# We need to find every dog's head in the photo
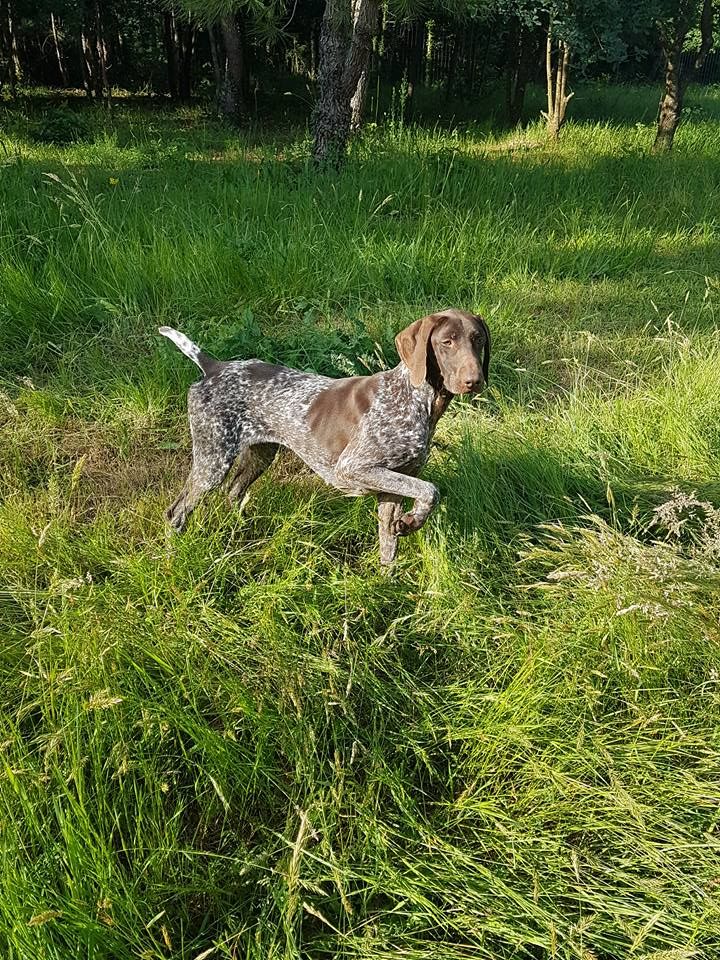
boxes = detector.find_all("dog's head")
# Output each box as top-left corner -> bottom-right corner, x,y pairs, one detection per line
395,309 -> 490,395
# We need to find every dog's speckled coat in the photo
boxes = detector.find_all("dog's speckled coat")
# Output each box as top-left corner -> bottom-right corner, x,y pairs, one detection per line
161,309 -> 490,564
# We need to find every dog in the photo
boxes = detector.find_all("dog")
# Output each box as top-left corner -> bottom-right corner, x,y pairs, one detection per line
160,309 -> 490,564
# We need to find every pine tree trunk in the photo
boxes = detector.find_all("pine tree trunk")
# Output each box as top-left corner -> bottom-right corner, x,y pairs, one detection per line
80,30 -> 94,97
208,24 -> 222,111
313,0 -> 379,165
5,0 -> 20,93
163,11 -> 179,100
94,0 -> 110,102
50,12 -> 67,86
220,15 -> 245,120
506,19 -> 532,126
313,0 -> 350,165
350,67 -> 368,132
178,22 -> 194,102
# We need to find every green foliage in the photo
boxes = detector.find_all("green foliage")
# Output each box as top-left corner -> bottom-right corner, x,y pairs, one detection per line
33,105 -> 92,144
164,0 -> 287,34
1,86 -> 720,959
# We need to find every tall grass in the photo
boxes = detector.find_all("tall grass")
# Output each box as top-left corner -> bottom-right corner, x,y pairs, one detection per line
1,84 -> 720,959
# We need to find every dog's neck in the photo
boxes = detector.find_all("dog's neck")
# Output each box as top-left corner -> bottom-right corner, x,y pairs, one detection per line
425,351 -> 454,424
429,385 -> 452,431
397,362 -> 454,418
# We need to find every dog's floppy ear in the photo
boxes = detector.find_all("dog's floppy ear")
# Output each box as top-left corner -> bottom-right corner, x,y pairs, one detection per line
475,315 -> 491,386
395,314 -> 442,388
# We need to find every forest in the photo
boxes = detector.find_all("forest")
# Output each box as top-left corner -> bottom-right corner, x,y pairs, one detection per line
1,0 -> 717,153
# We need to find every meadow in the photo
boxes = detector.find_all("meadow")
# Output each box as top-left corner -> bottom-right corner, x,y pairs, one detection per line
1,82 -> 720,959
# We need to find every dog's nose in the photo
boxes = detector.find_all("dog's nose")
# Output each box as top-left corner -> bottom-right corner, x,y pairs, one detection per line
464,376 -> 482,391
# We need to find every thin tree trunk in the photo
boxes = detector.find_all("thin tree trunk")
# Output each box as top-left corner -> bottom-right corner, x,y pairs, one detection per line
50,12 -> 67,86
80,29 -> 93,97
350,68 -> 368,131
208,23 -> 222,111
313,0 -> 379,165
96,34 -> 109,101
544,24 -> 552,122
220,14 -> 245,120
542,22 -> 573,140
178,22 -> 194,102
163,11 -> 179,99
653,0 -> 713,152
445,35 -> 457,102
345,0 -> 378,103
5,0 -> 20,93
425,19 -> 433,86
90,0 -> 109,102
506,20 -> 532,125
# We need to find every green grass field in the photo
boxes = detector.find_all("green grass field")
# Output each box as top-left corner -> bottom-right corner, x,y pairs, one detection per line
1,83 -> 720,959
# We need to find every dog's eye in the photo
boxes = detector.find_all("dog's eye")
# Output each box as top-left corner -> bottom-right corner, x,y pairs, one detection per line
441,339 -> 454,346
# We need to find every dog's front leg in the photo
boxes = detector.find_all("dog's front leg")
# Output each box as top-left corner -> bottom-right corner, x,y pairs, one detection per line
337,462 -> 439,563
377,493 -> 404,566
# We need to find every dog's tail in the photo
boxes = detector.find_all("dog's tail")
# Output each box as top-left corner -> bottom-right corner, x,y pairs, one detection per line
159,327 -> 218,376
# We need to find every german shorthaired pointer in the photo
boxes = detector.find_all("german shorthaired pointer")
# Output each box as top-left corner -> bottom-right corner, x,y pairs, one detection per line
160,309 -> 490,565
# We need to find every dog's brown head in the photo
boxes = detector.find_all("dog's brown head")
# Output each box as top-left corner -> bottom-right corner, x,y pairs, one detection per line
395,309 -> 490,395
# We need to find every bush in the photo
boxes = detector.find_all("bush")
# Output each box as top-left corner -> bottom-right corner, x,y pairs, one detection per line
34,106 -> 92,145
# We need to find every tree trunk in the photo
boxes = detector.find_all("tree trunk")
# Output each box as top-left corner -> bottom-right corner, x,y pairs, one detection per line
4,0 -> 20,93
163,11 -> 179,99
313,0 -> 350,165
506,19 -> 532,126
311,19 -> 320,80
220,14 -> 245,120
50,12 -> 67,86
542,24 -> 573,140
208,23 -> 222,111
653,0 -> 713,153
313,0 -> 379,165
350,67 -> 368,132
653,36 -> 684,151
94,0 -> 110,102
445,35 -> 457,102
80,29 -> 94,97
178,22 -> 194,102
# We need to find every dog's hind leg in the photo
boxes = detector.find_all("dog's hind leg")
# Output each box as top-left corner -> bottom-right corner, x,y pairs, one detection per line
226,443 -> 279,511
166,391 -> 243,532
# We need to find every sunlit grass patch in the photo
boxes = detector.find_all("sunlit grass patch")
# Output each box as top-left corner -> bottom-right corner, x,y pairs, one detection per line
1,87 -> 720,958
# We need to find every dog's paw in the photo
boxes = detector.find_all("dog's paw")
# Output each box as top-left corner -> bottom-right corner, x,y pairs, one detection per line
392,511 -> 422,536
165,507 -> 186,533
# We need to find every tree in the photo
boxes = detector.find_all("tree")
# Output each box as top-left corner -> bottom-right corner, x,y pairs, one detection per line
163,10 -> 196,102
496,0 -> 631,138
312,0 -> 380,165
653,0 -> 714,151
165,0 -> 285,120
505,12 -> 539,126
543,13 -> 573,137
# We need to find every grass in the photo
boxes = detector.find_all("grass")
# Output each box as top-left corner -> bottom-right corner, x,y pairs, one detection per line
1,81 -> 720,959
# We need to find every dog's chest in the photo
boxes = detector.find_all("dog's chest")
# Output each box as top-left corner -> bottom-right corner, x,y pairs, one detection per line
361,383 -> 434,470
